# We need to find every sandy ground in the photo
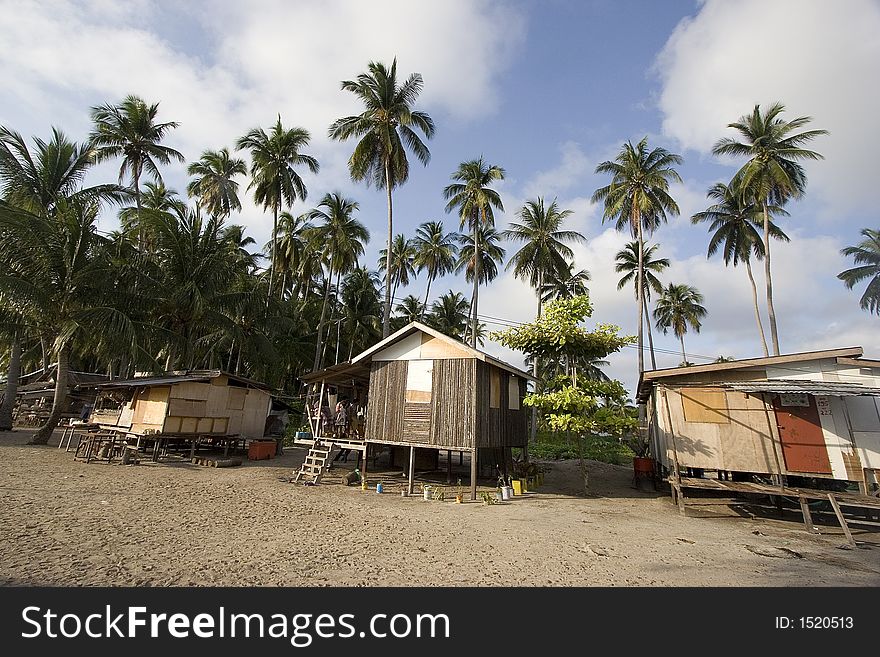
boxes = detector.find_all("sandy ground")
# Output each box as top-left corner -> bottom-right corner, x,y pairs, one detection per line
0,429 -> 878,587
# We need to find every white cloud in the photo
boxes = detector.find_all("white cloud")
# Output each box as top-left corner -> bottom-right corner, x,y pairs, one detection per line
655,0 -> 880,215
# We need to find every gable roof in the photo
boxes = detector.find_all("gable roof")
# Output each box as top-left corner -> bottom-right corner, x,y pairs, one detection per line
348,321 -> 537,381
97,370 -> 270,390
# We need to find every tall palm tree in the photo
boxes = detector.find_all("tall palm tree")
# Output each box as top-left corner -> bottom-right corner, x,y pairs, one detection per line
89,95 -> 184,249
427,291 -> 470,341
187,147 -> 247,219
329,58 -> 435,337
614,241 -> 669,370
443,158 -> 505,347
305,193 -> 368,371
541,260 -> 591,303
236,116 -> 319,299
838,228 -> 880,315
394,295 -> 426,325
712,103 -> 827,355
274,211 -> 312,301
503,196 -> 585,445
692,181 -> 789,356
653,283 -> 707,365
412,220 -> 458,311
341,267 -> 382,360
592,137 -> 682,374
378,234 -> 416,303
455,225 -> 505,344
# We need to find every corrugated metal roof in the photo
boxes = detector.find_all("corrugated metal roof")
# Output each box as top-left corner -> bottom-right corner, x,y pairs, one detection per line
723,379 -> 880,396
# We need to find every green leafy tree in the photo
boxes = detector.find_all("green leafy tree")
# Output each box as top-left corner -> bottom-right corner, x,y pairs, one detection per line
427,291 -> 470,342
378,233 -> 416,303
412,220 -> 458,312
712,103 -> 827,355
187,147 -> 247,219
443,157 -> 505,347
329,59 -> 435,337
614,241 -> 669,370
394,294 -> 427,325
491,296 -> 636,491
340,267 -> 382,361
838,228 -> 880,315
592,137 -> 682,375
236,116 -> 319,299
653,283 -> 707,365
692,181 -> 788,356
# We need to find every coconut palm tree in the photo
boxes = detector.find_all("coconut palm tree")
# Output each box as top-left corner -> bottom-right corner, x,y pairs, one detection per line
540,260 -> 591,304
692,181 -> 789,356
394,295 -> 426,325
712,103 -> 827,355
89,95 -> 184,248
427,291 -> 470,341
614,241 -> 669,370
341,267 -> 382,359
412,220 -> 458,312
329,59 -> 435,337
455,225 -> 505,345
274,211 -> 312,301
187,148 -> 247,219
305,193 -> 368,371
838,228 -> 880,315
653,283 -> 707,365
503,197 -> 585,318
592,138 -> 682,374
443,158 -> 505,347
236,116 -> 319,300
0,198 -> 137,444
378,234 -> 416,304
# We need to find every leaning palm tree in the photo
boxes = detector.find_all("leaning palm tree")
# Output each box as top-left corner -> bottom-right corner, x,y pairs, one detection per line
712,103 -> 827,355
89,95 -> 184,248
443,158 -> 505,347
592,137 -> 682,374
692,181 -> 789,356
236,116 -> 319,300
614,241 -> 669,370
540,260 -> 591,304
187,147 -> 247,219
838,228 -> 880,315
378,234 -> 417,304
653,283 -> 707,365
329,58 -> 435,337
412,220 -> 458,311
305,193 -> 368,371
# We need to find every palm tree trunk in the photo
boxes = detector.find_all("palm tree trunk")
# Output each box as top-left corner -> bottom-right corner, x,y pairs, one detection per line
635,210 -> 645,374
133,167 -> 143,253
281,271 -> 288,301
745,257 -> 769,357
334,269 -> 342,365
0,333 -> 22,431
762,203 -> 780,355
530,275 -> 542,445
644,295 -> 657,370
227,339 -> 235,372
383,159 -> 394,338
422,275 -> 434,317
679,334 -> 687,365
40,335 -> 49,375
313,269 -> 333,371
268,203 -> 278,301
471,211 -> 480,349
29,342 -> 69,445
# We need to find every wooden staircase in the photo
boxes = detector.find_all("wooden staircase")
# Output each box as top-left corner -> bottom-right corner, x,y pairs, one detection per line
293,439 -> 335,484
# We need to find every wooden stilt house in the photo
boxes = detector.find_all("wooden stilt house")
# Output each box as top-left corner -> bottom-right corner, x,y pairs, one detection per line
299,322 -> 536,498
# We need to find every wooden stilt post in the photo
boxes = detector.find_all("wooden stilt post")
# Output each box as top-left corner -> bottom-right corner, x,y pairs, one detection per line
407,445 -> 416,495
459,451 -> 463,466
447,449 -> 452,484
470,448 -> 478,500
190,437 -> 197,460
827,493 -> 856,547
361,442 -> 369,486
799,496 -> 816,534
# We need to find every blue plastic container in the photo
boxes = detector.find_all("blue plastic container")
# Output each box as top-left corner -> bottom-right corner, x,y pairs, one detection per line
376,483 -> 384,493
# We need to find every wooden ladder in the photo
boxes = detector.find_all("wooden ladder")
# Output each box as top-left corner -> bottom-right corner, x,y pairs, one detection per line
293,439 -> 335,484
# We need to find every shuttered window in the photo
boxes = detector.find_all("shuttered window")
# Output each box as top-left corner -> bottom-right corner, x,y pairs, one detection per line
680,387 -> 729,424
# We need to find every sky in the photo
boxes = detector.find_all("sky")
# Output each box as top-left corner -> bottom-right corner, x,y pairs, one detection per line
1,0 -> 878,397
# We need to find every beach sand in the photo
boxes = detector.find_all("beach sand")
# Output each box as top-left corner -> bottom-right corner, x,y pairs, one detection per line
1,429 -> 877,586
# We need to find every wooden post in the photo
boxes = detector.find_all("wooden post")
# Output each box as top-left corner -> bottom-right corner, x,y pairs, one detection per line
799,496 -> 815,534
190,436 -> 197,459
446,449 -> 452,484
361,442 -> 369,485
470,448 -> 478,500
760,393 -> 786,491
827,493 -> 856,547
407,445 -> 415,495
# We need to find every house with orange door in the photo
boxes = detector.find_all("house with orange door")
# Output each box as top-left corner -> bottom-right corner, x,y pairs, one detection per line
637,347 -> 880,497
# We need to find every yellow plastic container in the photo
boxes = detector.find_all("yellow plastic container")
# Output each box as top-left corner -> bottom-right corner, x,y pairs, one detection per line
511,479 -> 523,496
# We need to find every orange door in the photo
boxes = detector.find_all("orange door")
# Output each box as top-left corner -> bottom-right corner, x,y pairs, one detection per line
772,395 -> 832,474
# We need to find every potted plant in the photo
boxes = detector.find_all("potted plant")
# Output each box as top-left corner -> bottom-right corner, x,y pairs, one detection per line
623,430 -> 654,488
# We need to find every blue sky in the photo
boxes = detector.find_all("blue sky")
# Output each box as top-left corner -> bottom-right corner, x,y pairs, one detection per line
1,0 -> 877,396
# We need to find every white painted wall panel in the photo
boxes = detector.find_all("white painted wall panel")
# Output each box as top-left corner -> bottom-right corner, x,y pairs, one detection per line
372,332 -> 422,361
